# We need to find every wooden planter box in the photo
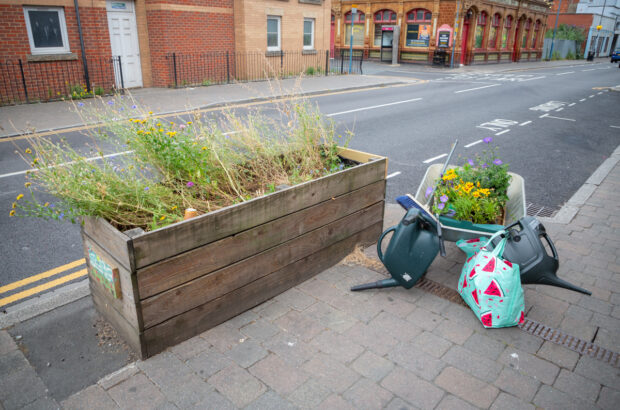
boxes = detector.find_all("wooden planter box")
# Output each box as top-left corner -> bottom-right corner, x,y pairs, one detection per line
82,148 -> 387,359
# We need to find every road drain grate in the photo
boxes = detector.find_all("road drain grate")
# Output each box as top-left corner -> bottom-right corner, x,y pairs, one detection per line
526,202 -> 559,218
365,266 -> 620,368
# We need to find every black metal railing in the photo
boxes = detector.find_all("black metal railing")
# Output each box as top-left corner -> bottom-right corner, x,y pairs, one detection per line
166,50 -> 360,88
0,56 -> 123,106
331,48 -> 364,74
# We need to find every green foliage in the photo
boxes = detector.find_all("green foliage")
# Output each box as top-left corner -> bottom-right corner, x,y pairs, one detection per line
201,79 -> 212,86
566,51 -> 576,60
545,24 -> 587,43
305,66 -> 316,75
68,84 -> 94,100
94,86 -> 105,96
12,96 -> 353,231
552,51 -> 561,60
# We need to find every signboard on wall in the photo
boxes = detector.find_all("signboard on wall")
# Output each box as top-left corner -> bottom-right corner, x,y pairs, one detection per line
435,24 -> 453,48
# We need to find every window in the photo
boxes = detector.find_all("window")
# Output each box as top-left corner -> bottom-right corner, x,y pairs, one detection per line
303,18 -> 314,49
501,16 -> 512,48
474,12 -> 487,49
405,9 -> 431,47
532,20 -> 540,48
267,16 -> 281,51
373,10 -> 397,46
345,11 -> 365,47
488,14 -> 500,49
23,6 -> 70,55
522,19 -> 531,49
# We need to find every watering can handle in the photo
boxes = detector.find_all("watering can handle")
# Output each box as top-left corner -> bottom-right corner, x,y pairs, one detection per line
542,233 -> 559,261
377,226 -> 397,263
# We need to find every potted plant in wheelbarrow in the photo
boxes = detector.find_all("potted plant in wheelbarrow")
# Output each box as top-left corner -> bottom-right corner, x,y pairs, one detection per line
11,98 -> 387,359
415,137 -> 526,241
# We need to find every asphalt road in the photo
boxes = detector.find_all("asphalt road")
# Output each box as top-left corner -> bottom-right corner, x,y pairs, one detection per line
1,61 -> 619,306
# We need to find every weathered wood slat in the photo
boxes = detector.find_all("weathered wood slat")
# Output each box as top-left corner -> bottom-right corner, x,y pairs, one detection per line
131,154 -> 387,269
140,202 -> 383,328
137,180 -> 385,299
143,222 -> 382,356
90,281 -> 146,358
82,233 -> 143,329
81,217 -> 133,271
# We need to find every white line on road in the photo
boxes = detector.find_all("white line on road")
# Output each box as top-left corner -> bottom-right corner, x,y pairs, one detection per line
519,76 -> 546,82
423,153 -> 447,164
597,92 -> 603,95
326,98 -> 422,117
386,171 -> 401,179
556,108 -> 564,112
611,125 -> 620,129
519,121 -> 532,126
579,98 -> 586,102
464,139 -> 482,148
568,103 -> 576,107
582,69 -> 597,72
539,114 -> 548,118
556,71 -> 574,75
589,95 -> 595,98
454,84 -> 501,93
544,115 -> 576,122
495,129 -> 510,136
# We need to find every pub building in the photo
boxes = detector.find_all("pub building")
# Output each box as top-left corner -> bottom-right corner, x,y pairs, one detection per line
330,1 -> 551,65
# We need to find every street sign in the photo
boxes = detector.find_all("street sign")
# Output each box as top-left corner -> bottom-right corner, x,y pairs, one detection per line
438,31 -> 450,47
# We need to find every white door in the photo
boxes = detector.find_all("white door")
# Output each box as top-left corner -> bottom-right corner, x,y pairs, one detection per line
106,0 -> 142,88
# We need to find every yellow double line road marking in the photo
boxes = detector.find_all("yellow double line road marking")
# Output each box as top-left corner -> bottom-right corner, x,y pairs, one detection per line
0,259 -> 87,307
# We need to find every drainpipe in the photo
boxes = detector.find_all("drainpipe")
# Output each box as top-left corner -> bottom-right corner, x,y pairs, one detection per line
74,0 -> 91,92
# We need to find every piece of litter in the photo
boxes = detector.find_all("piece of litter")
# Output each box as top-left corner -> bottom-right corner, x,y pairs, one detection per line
510,353 -> 519,359
287,342 -> 296,347
239,338 -> 245,343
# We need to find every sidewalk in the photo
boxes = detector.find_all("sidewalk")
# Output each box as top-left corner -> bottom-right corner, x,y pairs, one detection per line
1,57 -> 614,138
2,147 -> 618,409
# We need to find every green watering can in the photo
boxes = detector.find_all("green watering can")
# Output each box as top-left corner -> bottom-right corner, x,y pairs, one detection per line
351,207 -> 440,291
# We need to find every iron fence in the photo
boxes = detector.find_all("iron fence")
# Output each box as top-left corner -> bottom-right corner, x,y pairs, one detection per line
331,48 -> 364,74
0,56 -> 123,106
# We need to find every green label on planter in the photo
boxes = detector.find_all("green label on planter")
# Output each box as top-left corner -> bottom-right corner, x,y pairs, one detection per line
88,246 -> 122,299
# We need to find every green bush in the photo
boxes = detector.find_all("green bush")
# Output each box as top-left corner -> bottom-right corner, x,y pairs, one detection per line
305,66 -> 316,75
566,51 -> 575,60
552,51 -> 561,60
545,24 -> 587,43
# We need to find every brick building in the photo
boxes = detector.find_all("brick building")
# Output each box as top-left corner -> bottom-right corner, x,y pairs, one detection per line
331,0 -> 550,65
0,0 -> 234,104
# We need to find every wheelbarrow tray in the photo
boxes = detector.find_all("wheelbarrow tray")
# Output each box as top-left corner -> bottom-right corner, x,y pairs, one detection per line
414,163 -> 526,242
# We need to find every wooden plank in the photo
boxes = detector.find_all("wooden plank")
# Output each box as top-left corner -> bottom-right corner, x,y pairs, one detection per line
143,222 -> 382,357
82,233 -> 142,330
137,181 -> 385,299
81,217 -> 133,271
90,281 -> 146,359
338,147 -> 385,164
140,202 -> 383,329
132,155 -> 386,269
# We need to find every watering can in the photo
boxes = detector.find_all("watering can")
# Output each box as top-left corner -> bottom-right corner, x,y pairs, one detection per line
493,216 -> 591,295
350,207 -> 440,291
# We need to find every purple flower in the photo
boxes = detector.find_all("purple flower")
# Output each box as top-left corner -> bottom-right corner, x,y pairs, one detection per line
425,186 -> 433,198
493,159 -> 503,165
440,195 -> 449,203
49,203 -> 55,208
132,104 -> 137,109
77,102 -> 85,107
482,163 -> 488,168
144,186 -> 149,191
483,137 -> 493,144
437,203 -> 445,210
58,212 -> 64,220
186,181 -> 195,187
119,107 -> 124,111
107,100 -> 114,106
179,124 -> 186,130
467,159 -> 475,166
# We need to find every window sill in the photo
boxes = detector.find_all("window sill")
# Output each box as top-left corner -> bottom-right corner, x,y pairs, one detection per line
27,53 -> 77,62
266,50 -> 283,57
302,49 -> 317,55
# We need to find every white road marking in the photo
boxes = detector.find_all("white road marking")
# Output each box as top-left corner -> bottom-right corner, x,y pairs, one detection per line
589,95 -> 595,98
386,171 -> 401,179
556,108 -> 564,112
539,114 -> 548,118
579,98 -> 586,102
556,71 -> 574,75
519,76 -> 546,82
544,115 -> 576,122
610,125 -> 620,129
530,101 -> 567,112
582,69 -> 597,72
464,140 -> 482,148
423,153 -> 448,164
519,121 -> 532,126
326,98 -> 422,117
597,92 -> 603,95
495,129 -> 510,136
454,84 -> 501,93
568,103 -> 576,107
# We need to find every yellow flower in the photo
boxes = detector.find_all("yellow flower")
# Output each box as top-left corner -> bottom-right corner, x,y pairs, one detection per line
472,191 -> 481,198
33,158 -> 39,164
477,181 -> 481,187
25,148 -> 32,154
137,130 -> 143,135
44,202 -> 49,207
9,210 -> 15,216
167,131 -> 177,137
201,146 -> 207,151
12,202 -> 17,209
442,173 -> 457,181
187,121 -> 192,125
145,131 -> 151,135
160,215 -> 166,221
16,194 -> 24,201
478,188 -> 491,196
156,123 -> 162,127
159,128 -> 164,133
25,182 -> 31,188
170,206 -> 177,211
148,111 -> 153,115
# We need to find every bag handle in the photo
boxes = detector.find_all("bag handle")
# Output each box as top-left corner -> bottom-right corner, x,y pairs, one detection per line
482,230 -> 508,257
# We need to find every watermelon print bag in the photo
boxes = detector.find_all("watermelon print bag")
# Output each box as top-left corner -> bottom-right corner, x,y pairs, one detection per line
456,231 -> 525,329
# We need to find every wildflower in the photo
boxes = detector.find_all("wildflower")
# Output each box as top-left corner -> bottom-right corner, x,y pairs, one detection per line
25,182 -> 31,188
9,210 -> 15,216
160,215 -> 166,221
186,181 -> 195,187
167,131 -> 177,137
148,111 -> 153,115
170,206 -> 177,211
145,131 -> 151,135
493,159 -> 503,165
77,102 -> 85,107
49,203 -> 55,208
132,105 -> 137,109
137,130 -> 144,135
483,137 -> 493,144
44,202 -> 49,207
16,194 -> 24,201
107,100 -> 114,106
58,213 -> 64,220
425,186 -> 433,198
25,148 -> 32,154
12,202 -> 17,209
33,158 -> 39,164
159,128 -> 164,133
144,186 -> 150,191
437,203 -> 445,210
473,191 -> 481,198
440,195 -> 449,203
179,124 -> 186,130
156,123 -> 162,127
187,121 -> 192,125
467,158 -> 474,166
119,107 -> 124,111
201,146 -> 208,151
482,163 -> 488,168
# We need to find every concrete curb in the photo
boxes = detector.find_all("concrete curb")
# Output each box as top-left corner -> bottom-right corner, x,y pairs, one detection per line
540,144 -> 620,225
0,81 -> 406,139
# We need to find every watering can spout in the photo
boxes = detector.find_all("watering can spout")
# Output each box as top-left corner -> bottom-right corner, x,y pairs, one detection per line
532,272 -> 592,295
351,278 -> 400,291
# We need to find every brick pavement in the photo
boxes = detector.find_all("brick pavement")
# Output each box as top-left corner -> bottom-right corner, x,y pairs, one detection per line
2,149 -> 620,408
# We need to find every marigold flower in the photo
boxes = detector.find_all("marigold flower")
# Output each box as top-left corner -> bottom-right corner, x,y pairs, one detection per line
160,215 -> 166,220
12,202 -> 17,209
201,146 -> 208,151
148,111 -> 153,115
9,210 -> 15,216
187,121 -> 192,125
473,191 -> 481,198
33,158 -> 39,164
159,128 -> 164,133
157,123 -> 162,127
25,182 -> 31,188
171,206 -> 177,211
25,148 -> 32,154
16,194 -> 23,200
